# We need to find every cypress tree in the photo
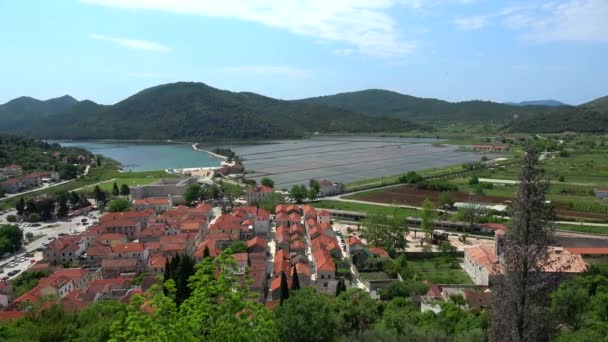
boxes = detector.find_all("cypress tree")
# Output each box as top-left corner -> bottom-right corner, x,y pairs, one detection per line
203,245 -> 210,259
336,279 -> 346,296
163,257 -> 171,282
291,265 -> 300,291
279,271 -> 289,305
112,182 -> 119,196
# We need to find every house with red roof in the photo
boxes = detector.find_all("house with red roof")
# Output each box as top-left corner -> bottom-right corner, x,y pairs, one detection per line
132,197 -> 172,213
100,220 -> 142,240
101,258 -> 139,278
479,223 -> 508,234
303,205 -> 316,220
85,245 -> 112,266
1,164 -> 22,177
110,242 -> 149,263
275,225 -> 290,251
208,214 -> 243,240
148,254 -> 166,275
44,234 -> 86,265
247,236 -> 267,254
245,185 -> 274,205
232,206 -> 271,236
96,233 -> 128,247
317,210 -> 331,224
370,247 -> 390,259
347,236 -> 365,255
100,209 -> 155,230
195,238 -> 221,261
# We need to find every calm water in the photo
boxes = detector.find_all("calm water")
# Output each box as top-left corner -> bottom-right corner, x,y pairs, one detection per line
58,137 -> 489,184
57,141 -> 222,171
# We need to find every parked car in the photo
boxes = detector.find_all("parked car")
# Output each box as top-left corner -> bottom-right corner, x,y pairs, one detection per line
8,270 -> 19,276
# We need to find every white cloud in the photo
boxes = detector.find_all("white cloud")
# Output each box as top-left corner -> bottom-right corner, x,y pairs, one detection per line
89,33 -> 170,52
224,65 -> 311,78
454,16 -> 487,30
505,0 -> 608,43
81,0 -> 415,57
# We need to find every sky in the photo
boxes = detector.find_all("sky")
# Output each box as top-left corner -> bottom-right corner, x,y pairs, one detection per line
1,0 -> 607,105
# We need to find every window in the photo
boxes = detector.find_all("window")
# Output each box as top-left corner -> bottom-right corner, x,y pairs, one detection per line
321,275 -> 324,279
324,282 -> 328,287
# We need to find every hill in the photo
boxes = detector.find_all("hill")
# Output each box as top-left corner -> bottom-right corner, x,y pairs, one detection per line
0,95 -> 79,131
506,100 -> 569,107
507,95 -> 608,133
297,89 -> 549,123
3,83 -> 422,140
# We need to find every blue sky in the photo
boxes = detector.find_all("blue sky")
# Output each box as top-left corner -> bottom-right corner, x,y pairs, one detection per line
1,0 -> 607,105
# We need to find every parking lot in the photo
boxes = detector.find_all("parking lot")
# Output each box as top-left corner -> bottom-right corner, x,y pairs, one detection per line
0,209 -> 102,280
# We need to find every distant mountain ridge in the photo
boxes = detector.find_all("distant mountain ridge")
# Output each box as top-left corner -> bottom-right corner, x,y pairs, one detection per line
0,82 -> 422,140
297,89 -> 549,123
506,100 -> 569,107
1,84 -> 606,136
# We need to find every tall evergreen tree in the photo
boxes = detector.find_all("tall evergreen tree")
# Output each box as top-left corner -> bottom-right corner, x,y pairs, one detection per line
15,198 -> 25,216
203,245 -> 210,259
336,279 -> 347,296
163,257 -> 171,282
280,271 -> 289,305
57,196 -> 69,218
491,152 -> 556,342
120,184 -> 130,196
112,182 -> 119,197
291,265 -> 300,291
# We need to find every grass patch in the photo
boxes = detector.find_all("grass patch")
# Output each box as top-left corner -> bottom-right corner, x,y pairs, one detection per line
557,223 -> 608,235
407,256 -> 472,284
0,157 -> 177,210
313,200 -> 419,220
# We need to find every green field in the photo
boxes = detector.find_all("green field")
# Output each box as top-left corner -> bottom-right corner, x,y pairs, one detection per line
557,223 -> 608,235
0,157 -> 177,210
313,200 -> 420,220
407,256 -> 473,284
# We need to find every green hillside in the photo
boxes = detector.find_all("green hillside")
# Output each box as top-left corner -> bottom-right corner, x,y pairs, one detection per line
297,89 -> 551,123
507,96 -> 608,133
2,83 -> 422,140
0,95 -> 79,130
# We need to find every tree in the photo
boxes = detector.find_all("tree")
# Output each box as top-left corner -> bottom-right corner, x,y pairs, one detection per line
93,185 -> 106,204
380,280 -> 429,300
491,151 -> 557,342
309,179 -> 320,193
111,182 -> 119,197
96,155 -> 102,167
203,245 -> 210,259
275,287 -> 336,342
16,197 -> 25,216
107,199 -> 131,212
120,184 -> 130,196
0,224 -> 23,254
280,271 -> 289,305
289,185 -> 307,204
334,288 -> 379,337
308,187 -> 319,201
550,283 -> 590,331
183,184 -> 201,206
291,265 -> 300,291
439,192 -> 455,208
420,199 -> 436,243
110,254 -> 279,341
56,195 -> 69,218
261,178 -> 274,188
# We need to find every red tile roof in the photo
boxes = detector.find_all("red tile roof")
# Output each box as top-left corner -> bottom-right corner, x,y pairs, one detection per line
370,247 -> 389,258
565,247 -> 608,255
247,236 -> 267,249
112,242 -> 145,253
347,236 -> 364,247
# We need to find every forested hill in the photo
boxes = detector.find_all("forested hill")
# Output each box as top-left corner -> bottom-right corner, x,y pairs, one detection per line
1,83 -> 422,140
507,95 -> 608,133
0,95 -> 79,131
296,89 -> 558,123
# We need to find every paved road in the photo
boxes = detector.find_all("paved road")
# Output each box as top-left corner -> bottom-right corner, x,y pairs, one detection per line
0,180 -> 75,202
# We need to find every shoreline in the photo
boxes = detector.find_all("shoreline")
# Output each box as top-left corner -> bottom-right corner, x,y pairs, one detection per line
192,143 -> 229,161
